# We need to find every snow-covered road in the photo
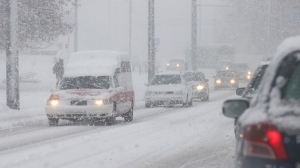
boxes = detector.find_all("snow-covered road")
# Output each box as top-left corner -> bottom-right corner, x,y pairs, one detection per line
0,89 -> 236,168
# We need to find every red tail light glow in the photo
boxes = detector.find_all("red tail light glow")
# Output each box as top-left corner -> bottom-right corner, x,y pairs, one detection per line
244,123 -> 288,160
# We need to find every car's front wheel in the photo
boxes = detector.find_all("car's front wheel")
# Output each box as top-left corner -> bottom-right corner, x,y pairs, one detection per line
106,103 -> 117,125
124,101 -> 133,122
48,118 -> 59,126
145,101 -> 152,108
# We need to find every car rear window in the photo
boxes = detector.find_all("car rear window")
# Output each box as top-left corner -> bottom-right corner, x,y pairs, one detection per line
151,75 -> 182,85
285,64 -> 300,101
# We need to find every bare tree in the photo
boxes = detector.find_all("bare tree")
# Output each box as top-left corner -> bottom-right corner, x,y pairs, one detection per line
0,0 -> 74,50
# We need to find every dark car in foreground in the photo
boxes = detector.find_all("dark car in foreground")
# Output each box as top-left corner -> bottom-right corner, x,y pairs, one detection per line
223,37 -> 300,168
214,70 -> 239,90
183,71 -> 209,101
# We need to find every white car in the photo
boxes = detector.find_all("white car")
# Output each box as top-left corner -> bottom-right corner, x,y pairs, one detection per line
45,51 -> 134,126
145,71 -> 193,108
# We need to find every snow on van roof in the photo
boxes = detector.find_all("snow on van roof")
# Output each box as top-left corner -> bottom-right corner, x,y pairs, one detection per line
64,50 -> 128,77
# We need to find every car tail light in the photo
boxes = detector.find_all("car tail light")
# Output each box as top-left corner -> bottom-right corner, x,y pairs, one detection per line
243,122 -> 288,160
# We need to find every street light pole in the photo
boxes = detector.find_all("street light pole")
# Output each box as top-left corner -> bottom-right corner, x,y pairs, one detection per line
74,0 -> 78,52
6,0 -> 19,110
129,0 -> 132,59
148,0 -> 155,83
191,0 -> 197,71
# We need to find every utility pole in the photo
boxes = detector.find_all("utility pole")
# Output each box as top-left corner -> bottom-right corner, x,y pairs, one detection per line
191,0 -> 197,71
6,0 -> 19,110
74,0 -> 78,52
148,0 -> 155,83
129,0 -> 132,59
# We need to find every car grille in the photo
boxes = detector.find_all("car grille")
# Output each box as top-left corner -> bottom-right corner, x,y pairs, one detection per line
70,100 -> 87,106
66,114 -> 87,117
154,91 -> 173,94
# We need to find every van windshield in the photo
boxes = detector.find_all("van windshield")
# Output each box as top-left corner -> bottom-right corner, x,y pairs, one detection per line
59,76 -> 111,90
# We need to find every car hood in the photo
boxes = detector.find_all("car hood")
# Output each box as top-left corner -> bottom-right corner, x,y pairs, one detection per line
52,89 -> 114,100
147,85 -> 185,92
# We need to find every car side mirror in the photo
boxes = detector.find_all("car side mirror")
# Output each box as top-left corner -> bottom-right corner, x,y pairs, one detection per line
236,87 -> 246,96
205,79 -> 209,82
50,88 -> 58,93
116,87 -> 124,92
222,99 -> 250,118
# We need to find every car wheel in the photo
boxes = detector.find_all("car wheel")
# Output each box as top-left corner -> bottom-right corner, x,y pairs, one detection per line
49,118 -> 59,126
145,101 -> 152,108
182,95 -> 189,108
201,93 -> 209,102
106,103 -> 116,125
188,97 -> 193,106
124,101 -> 133,122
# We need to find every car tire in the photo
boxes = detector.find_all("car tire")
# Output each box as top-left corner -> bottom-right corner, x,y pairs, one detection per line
106,103 -> 116,125
145,101 -> 152,108
188,97 -> 193,106
49,118 -> 59,126
182,95 -> 189,108
201,94 -> 209,101
124,101 -> 134,122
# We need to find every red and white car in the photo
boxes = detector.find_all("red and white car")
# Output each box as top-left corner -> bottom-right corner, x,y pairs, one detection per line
45,51 -> 134,126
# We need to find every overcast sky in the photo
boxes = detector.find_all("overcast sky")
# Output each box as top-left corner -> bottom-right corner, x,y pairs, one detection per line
74,0 -> 220,65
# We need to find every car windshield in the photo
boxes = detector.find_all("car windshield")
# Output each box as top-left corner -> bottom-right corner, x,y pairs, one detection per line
216,71 -> 236,77
59,76 -> 111,90
151,75 -> 182,85
185,72 -> 204,82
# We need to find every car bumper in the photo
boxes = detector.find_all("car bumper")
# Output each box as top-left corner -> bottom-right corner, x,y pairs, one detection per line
145,96 -> 185,105
45,104 -> 114,120
239,156 -> 293,168
192,90 -> 207,98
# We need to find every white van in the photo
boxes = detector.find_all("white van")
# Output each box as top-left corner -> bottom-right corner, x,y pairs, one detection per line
45,50 -> 134,126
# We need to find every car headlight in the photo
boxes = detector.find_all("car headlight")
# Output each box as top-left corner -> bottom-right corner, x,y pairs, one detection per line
216,79 -> 221,84
50,100 -> 59,106
226,67 -> 229,70
247,75 -> 251,79
197,85 -> 204,90
248,71 -> 251,75
176,64 -> 180,67
175,90 -> 183,95
230,79 -> 235,84
95,100 -> 103,106
167,63 -> 170,66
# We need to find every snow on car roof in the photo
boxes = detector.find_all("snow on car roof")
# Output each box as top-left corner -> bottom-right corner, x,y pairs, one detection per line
64,50 -> 128,77
156,71 -> 184,75
239,36 -> 300,127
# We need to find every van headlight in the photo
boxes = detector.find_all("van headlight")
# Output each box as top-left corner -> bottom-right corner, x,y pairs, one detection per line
197,85 -> 204,90
230,79 -> 235,84
216,79 -> 221,84
95,100 -> 103,106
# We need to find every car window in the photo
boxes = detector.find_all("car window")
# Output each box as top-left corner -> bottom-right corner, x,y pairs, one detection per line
151,75 -> 182,85
251,65 -> 268,90
285,63 -> 300,101
59,76 -> 111,90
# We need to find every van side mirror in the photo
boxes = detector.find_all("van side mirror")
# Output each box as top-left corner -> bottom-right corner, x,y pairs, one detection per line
115,68 -> 121,74
236,87 -> 246,96
222,99 -> 249,118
